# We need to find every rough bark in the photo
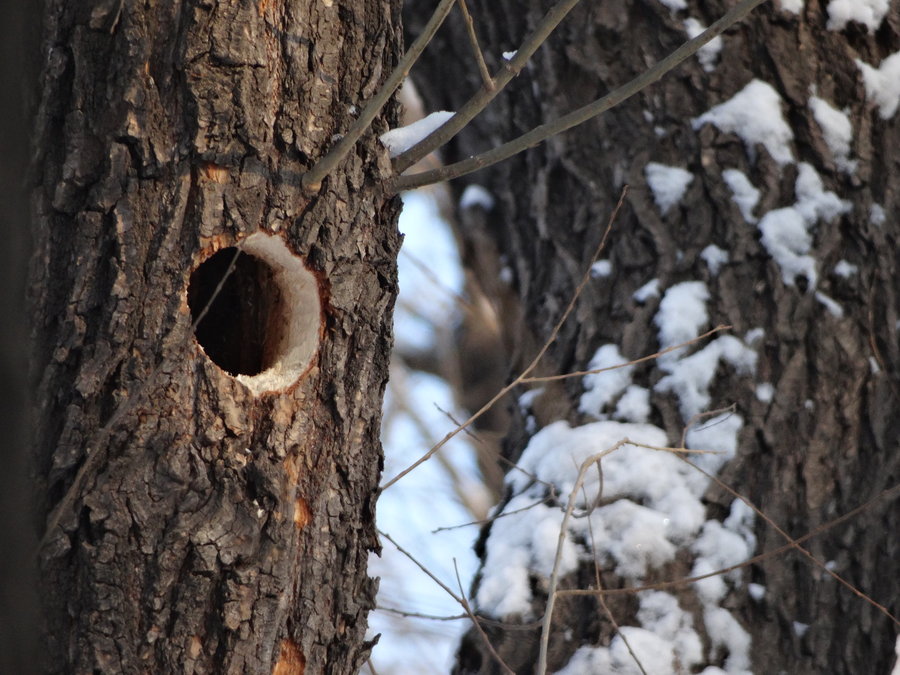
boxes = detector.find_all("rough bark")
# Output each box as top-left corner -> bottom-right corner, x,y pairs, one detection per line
31,1 -> 402,673
407,0 -> 899,673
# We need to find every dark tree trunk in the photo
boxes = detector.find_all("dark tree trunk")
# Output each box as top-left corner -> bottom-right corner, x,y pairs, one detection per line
31,1 -> 401,672
0,3 -> 41,673
407,1 -> 899,673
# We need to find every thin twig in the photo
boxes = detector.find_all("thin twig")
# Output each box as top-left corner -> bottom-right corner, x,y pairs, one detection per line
454,559 -> 516,675
583,490 -> 648,675
377,604 -> 543,631
377,605 -> 469,621
381,188 -> 626,490
682,457 -> 900,626
556,484 -> 900,604
388,361 -> 486,519
378,530 -> 516,673
389,0 -> 768,191
457,0 -> 494,91
394,0 -> 586,173
379,529 -> 463,602
520,325 -> 731,384
537,440 -> 630,675
301,0 -> 456,192
680,403 -> 738,449
537,437 -> 729,674
431,495 -> 554,533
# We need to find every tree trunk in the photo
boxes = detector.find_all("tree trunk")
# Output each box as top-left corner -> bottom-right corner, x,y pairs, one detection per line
31,1 -> 402,672
1,3 -> 41,673
407,1 -> 899,673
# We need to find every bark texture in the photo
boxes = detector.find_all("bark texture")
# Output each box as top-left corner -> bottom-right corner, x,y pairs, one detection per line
407,0 -> 899,673
31,1 -> 402,672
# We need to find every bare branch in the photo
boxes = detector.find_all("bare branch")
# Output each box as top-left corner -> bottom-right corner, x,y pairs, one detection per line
520,325 -> 732,384
456,0 -> 494,92
681,458 -> 900,626
301,0 -> 456,193
393,0 -> 586,174
583,500 -> 648,675
537,440 -> 630,675
378,529 -> 463,604
454,559 -> 516,675
388,0 -> 768,192
376,605 -> 469,621
556,484 -> 900,617
381,188 -> 625,490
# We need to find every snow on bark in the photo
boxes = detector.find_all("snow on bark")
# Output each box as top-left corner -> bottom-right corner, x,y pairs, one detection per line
645,162 -> 694,215
809,93 -> 856,173
826,0 -> 890,33
693,80 -> 795,166
855,51 -> 900,120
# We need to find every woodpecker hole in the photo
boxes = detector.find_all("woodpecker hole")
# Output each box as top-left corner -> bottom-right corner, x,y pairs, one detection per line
188,233 -> 321,395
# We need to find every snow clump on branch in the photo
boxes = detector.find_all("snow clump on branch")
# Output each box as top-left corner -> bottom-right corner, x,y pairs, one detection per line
379,110 -> 454,157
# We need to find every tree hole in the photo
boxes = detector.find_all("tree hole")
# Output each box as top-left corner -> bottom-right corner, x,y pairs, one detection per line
188,233 -> 321,395
189,248 -> 285,376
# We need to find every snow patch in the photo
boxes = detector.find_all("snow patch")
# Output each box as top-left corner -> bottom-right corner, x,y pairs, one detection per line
645,162 -> 694,215
638,592 -> 704,669
657,0 -> 688,10
758,208 -> 817,287
655,281 -> 710,353
827,0 -> 889,33
809,94 -> 856,173
856,52 -> 900,120
755,382 -> 775,403
379,111 -> 454,157
459,184 -> 495,211
722,169 -> 761,223
684,17 -> 723,72
757,164 -> 849,289
780,0 -> 804,13
693,80 -> 794,165
684,412 -> 746,495
634,278 -> 661,303
701,244 -> 729,275
815,291 -> 844,318
614,385 -> 652,424
579,344 -> 635,418
795,162 -> 851,224
748,583 -> 766,601
833,260 -> 858,277
657,336 -> 757,420
705,606 -> 752,672
591,259 -> 613,278
476,495 -> 576,617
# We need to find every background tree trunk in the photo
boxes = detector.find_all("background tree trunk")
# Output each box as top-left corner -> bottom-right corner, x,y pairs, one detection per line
31,1 -> 401,672
407,0 -> 899,673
